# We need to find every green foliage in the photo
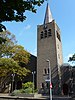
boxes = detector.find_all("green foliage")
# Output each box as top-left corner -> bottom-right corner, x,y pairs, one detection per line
0,37 -> 6,44
0,24 -> 6,32
21,88 -> 33,94
0,31 -> 16,58
0,58 -> 30,77
0,24 -> 6,44
11,88 -> 32,95
22,82 -> 33,89
0,30 -> 30,64
22,82 -> 33,93
11,82 -> 37,95
0,0 -> 45,32
12,45 -> 30,65
11,90 -> 21,96
0,0 -> 44,23
0,31 -> 30,78
68,54 -> 75,62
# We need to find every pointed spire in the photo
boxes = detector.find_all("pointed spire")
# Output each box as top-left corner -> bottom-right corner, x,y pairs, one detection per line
44,3 -> 53,24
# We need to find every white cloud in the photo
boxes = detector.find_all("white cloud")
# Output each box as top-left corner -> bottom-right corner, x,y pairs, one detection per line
19,25 -> 31,36
25,25 -> 31,30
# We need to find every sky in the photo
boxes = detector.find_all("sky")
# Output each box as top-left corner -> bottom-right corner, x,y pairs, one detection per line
2,0 -> 75,64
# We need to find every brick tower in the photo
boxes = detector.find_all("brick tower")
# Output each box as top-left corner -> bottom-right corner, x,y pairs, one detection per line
37,3 -> 63,95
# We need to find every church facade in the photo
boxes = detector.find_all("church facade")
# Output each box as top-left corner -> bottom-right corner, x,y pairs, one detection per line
37,3 -> 63,95
0,3 -> 75,96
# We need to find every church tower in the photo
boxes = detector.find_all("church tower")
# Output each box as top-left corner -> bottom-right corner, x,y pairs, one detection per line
37,3 -> 63,95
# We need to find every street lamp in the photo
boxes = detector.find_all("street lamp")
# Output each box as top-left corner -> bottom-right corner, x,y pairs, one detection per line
32,71 -> 36,94
46,59 -> 52,100
11,73 -> 15,92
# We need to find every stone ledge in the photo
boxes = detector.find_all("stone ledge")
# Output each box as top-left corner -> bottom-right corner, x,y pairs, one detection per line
14,93 -> 42,98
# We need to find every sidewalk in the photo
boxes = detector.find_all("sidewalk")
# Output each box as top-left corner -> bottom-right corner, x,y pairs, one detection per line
0,93 -> 9,96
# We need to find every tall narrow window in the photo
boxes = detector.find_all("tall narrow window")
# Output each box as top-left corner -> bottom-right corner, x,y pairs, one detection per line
44,30 -> 47,38
57,44 -> 59,49
56,31 -> 61,42
44,68 -> 47,74
58,54 -> 60,59
47,83 -> 49,88
42,83 -> 44,88
40,31 -> 43,39
48,29 -> 52,37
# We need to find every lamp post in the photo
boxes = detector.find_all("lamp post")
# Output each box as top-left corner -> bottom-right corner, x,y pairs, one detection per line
32,71 -> 36,94
46,59 -> 52,100
11,73 -> 15,92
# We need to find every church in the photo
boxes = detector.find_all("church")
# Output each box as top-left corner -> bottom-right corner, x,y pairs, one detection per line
37,3 -> 75,96
0,2 -> 75,96
37,3 -> 63,95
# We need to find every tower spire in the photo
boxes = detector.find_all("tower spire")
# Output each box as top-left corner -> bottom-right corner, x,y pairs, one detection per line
44,3 -> 53,24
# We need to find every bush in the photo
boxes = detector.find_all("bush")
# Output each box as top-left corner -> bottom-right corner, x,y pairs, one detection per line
11,90 -> 21,96
11,82 -> 36,95
23,88 -> 32,93
22,82 -> 33,89
22,82 -> 33,94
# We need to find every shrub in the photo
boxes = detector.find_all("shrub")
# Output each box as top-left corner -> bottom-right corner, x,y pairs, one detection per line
11,90 -> 21,96
22,82 -> 33,93
11,82 -> 36,95
22,82 -> 33,89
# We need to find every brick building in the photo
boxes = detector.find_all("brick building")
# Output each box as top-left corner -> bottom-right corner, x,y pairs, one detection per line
1,3 -> 75,96
37,3 -> 63,95
61,64 -> 75,95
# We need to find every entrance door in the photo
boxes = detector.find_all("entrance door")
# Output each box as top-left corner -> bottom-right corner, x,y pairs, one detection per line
63,83 -> 68,95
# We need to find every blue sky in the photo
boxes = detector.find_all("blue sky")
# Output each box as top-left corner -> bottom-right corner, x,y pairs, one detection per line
2,0 -> 75,64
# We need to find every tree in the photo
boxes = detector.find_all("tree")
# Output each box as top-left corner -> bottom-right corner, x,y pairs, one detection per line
0,31 -> 30,78
0,58 -> 30,77
0,30 -> 17,57
0,24 -> 6,32
0,37 -> 6,44
0,0 -> 44,32
69,54 -> 75,62
0,24 -> 7,43
12,45 -> 30,66
0,0 -> 45,44
0,0 -> 44,23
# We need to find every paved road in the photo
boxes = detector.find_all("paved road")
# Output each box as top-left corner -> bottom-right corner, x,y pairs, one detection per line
0,94 -> 73,100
